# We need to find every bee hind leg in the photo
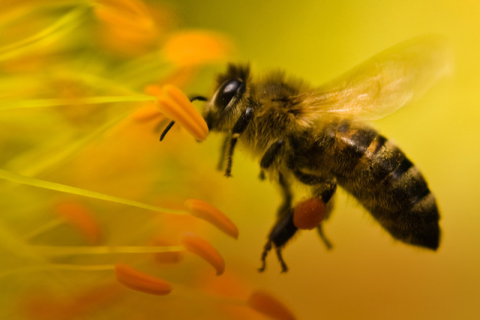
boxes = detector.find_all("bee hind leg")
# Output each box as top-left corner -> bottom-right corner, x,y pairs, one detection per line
292,169 -> 337,250
259,208 -> 297,273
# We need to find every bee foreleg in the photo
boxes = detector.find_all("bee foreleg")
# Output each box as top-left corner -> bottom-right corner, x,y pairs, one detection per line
217,135 -> 230,171
224,107 -> 253,177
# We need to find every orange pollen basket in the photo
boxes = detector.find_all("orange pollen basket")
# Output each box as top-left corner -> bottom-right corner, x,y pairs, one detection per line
293,197 -> 326,230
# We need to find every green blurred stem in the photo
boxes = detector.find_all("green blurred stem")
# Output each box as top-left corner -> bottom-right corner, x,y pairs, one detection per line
0,6 -> 89,61
0,169 -> 188,215
34,245 -> 184,256
0,95 -> 156,110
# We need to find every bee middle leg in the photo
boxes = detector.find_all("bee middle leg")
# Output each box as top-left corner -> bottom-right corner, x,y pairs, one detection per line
259,139 -> 285,181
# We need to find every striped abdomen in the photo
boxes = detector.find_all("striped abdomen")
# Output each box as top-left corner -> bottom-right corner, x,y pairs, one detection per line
317,120 -> 440,250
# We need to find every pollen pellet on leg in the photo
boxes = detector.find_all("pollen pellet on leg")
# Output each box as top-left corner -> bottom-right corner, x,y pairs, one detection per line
247,290 -> 296,320
293,197 -> 326,230
155,84 -> 208,141
184,199 -> 239,239
180,232 -> 225,275
114,263 -> 172,296
54,202 -> 102,245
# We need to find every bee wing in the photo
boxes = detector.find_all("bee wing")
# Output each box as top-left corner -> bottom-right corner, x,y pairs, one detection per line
296,36 -> 453,120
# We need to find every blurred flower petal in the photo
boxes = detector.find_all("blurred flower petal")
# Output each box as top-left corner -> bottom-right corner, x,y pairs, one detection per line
248,290 -> 296,320
163,31 -> 233,66
180,232 -> 225,275
114,263 -> 172,295
184,199 -> 239,239
94,0 -> 155,34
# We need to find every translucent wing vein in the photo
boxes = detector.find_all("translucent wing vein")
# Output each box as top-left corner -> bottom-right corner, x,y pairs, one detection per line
296,36 -> 453,120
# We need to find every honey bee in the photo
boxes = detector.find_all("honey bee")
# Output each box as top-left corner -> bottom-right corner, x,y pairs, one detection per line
162,36 -> 451,272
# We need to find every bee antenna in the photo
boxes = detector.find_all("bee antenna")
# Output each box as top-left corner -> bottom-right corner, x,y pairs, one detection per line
159,120 -> 175,141
159,95 -> 208,141
189,96 -> 208,102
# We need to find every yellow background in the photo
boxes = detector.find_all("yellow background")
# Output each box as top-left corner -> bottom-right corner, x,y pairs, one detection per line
173,0 -> 480,319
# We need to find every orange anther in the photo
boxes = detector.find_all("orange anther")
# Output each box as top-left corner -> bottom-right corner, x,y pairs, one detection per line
248,290 -> 296,320
180,232 -> 225,275
293,197 -> 326,230
155,84 -> 208,141
114,263 -> 172,296
54,202 -> 102,245
130,103 -> 162,122
184,199 -> 238,239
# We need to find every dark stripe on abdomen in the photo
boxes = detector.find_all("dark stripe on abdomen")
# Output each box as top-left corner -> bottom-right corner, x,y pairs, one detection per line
335,133 -> 441,250
333,121 -> 377,172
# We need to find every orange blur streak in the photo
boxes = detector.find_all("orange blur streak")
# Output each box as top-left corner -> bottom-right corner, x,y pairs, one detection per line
184,199 -> 239,239
94,0 -> 155,32
163,31 -> 233,66
54,201 -> 102,245
21,282 -> 125,320
248,290 -> 297,320
114,263 -> 172,295
180,232 -> 225,276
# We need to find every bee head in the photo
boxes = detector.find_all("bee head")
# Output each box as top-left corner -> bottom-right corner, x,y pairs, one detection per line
204,63 -> 250,131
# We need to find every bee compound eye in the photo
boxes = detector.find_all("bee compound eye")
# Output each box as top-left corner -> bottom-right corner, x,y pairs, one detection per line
215,79 -> 244,109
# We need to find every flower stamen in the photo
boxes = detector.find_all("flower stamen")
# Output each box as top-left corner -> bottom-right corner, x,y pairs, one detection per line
33,245 -> 183,256
184,199 -> 239,239
155,84 -> 209,141
54,201 -> 103,245
248,290 -> 296,320
180,232 -> 225,276
114,263 -> 172,295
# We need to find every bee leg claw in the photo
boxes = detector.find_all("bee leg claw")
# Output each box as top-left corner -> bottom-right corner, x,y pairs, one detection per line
258,241 -> 288,273
275,247 -> 289,273
317,223 -> 334,250
258,241 -> 272,272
